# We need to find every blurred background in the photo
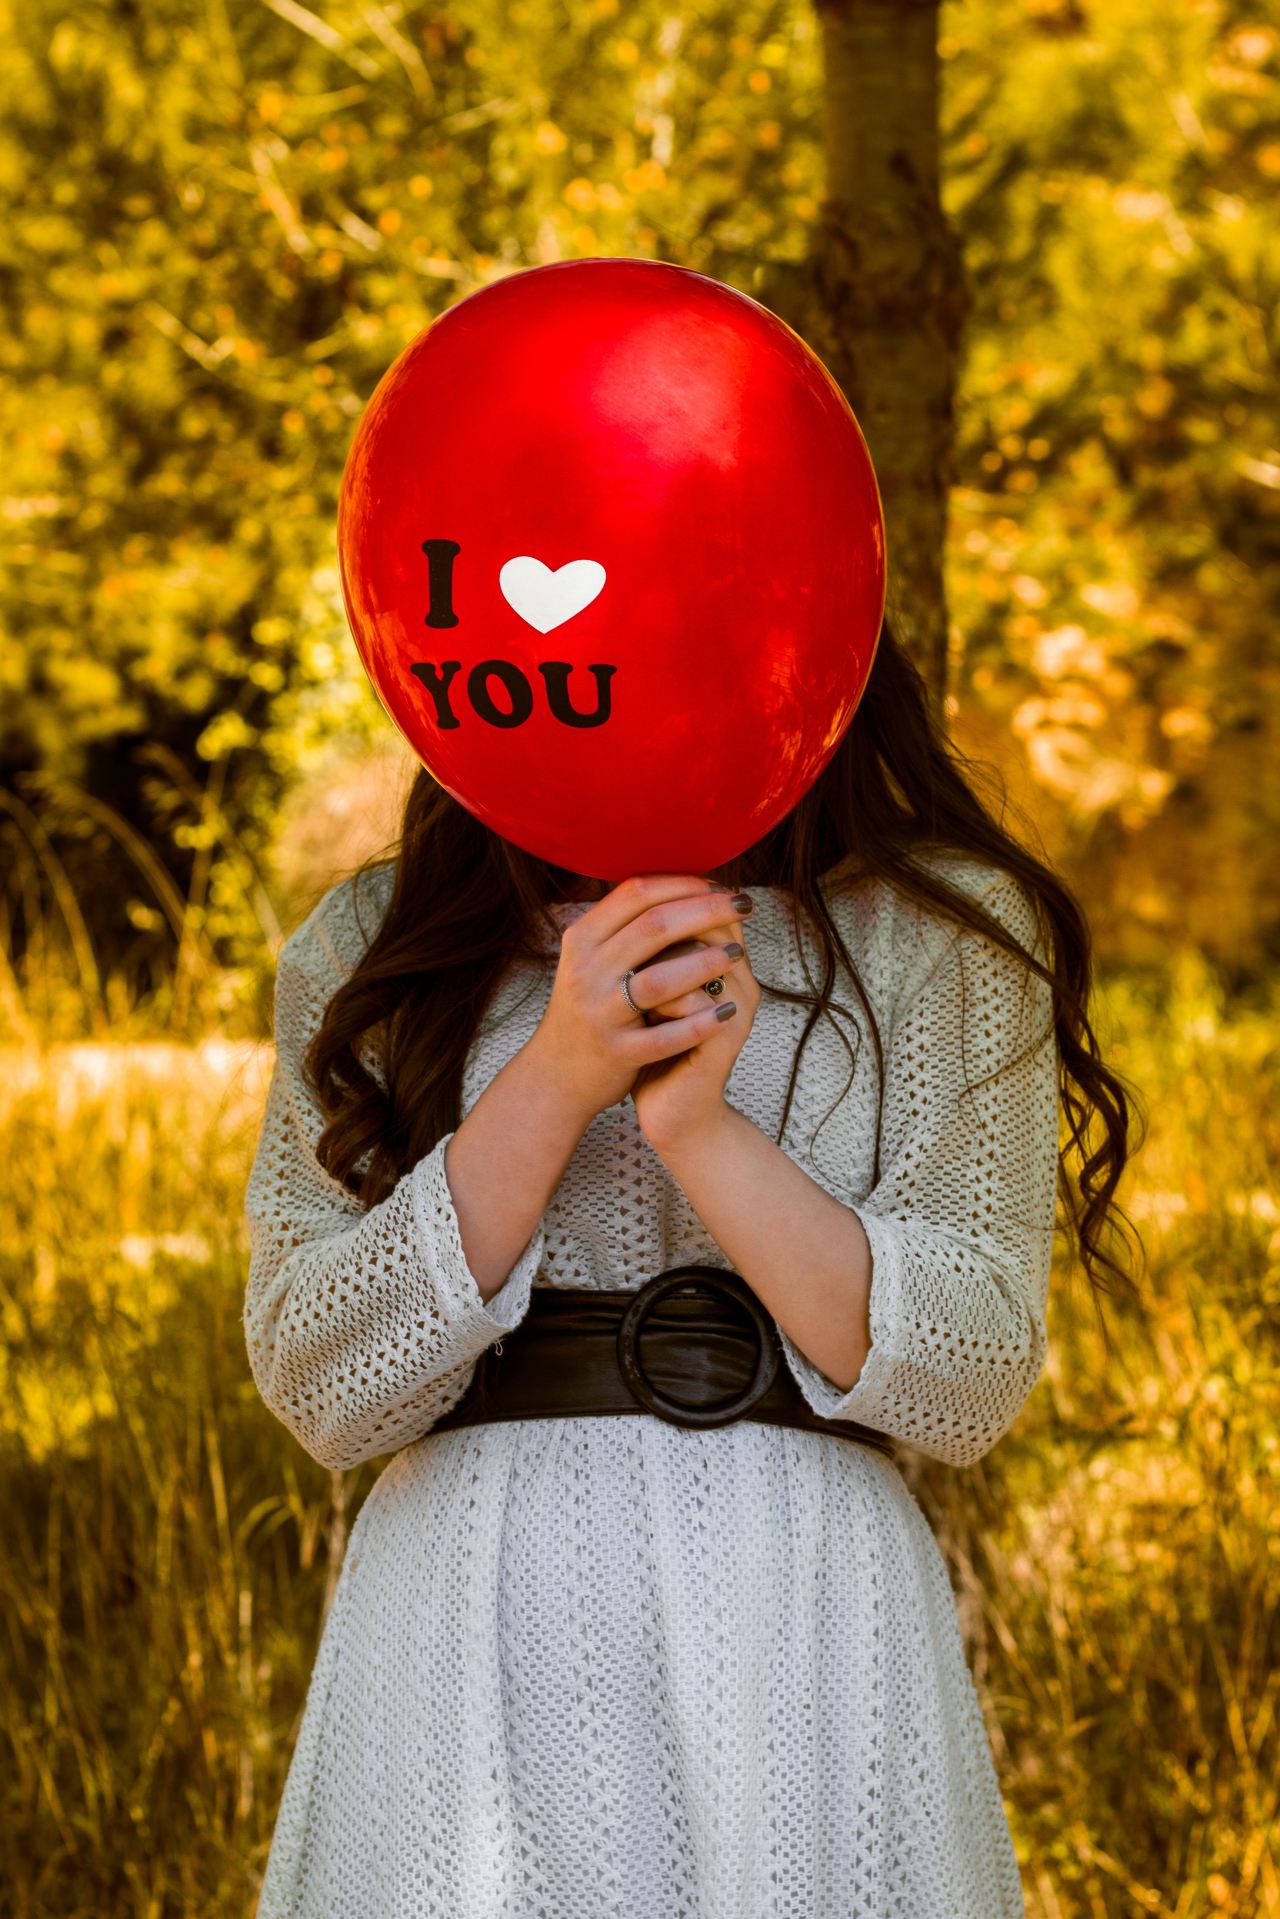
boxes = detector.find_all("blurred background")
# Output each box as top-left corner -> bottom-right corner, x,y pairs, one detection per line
1,1 -> 1276,1914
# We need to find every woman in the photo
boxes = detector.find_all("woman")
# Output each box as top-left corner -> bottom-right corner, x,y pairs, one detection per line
243,615 -> 1139,1918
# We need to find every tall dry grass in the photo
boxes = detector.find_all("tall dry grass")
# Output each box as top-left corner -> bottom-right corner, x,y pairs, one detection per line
0,947 -> 1276,1917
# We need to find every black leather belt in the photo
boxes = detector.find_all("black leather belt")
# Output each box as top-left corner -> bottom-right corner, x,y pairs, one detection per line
430,1263 -> 897,1460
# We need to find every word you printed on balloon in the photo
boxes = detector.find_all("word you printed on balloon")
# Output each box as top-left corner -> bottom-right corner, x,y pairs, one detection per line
411,540 -> 615,731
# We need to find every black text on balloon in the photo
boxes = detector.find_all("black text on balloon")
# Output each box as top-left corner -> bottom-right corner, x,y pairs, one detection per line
421,538 -> 461,628
410,660 -> 618,729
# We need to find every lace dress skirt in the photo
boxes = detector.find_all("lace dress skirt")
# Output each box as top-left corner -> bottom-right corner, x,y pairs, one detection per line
252,1413 -> 1027,1919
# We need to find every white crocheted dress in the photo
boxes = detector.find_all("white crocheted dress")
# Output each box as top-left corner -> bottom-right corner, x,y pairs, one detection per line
243,851 -> 1059,1919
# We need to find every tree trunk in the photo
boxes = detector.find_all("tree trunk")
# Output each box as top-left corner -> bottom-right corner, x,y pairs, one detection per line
766,0 -> 969,718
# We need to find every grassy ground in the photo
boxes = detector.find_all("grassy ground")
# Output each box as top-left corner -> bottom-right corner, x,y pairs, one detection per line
1,949 -> 1276,1917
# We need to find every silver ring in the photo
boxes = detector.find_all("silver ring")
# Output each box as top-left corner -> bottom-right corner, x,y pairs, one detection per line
702,976 -> 726,998
620,969 -> 642,1015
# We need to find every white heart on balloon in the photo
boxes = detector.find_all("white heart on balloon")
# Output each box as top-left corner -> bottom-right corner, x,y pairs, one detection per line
498,556 -> 606,634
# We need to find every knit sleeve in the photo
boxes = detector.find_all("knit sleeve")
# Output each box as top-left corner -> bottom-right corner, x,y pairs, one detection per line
242,927 -> 545,1472
776,867 -> 1060,1468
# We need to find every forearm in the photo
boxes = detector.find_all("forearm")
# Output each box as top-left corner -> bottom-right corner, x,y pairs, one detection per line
648,1103 -> 873,1392
444,1033 -> 597,1303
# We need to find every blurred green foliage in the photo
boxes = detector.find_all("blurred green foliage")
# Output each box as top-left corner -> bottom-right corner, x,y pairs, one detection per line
943,0 -> 1280,968
0,0 -> 1275,1001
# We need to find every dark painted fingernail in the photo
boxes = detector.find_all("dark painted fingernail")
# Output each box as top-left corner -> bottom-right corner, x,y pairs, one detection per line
724,942 -> 744,959
714,1002 -> 738,1021
730,893 -> 752,913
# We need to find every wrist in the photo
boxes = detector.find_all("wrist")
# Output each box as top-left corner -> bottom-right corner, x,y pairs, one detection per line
519,1029 -> 608,1133
639,1096 -> 735,1162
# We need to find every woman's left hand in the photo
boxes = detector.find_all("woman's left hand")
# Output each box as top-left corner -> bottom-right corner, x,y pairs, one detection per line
629,909 -> 760,1149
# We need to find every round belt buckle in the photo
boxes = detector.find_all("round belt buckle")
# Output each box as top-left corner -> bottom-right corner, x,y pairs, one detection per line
617,1263 -> 779,1429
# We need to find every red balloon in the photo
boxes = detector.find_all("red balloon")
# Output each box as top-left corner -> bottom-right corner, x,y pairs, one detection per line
337,257 -> 886,883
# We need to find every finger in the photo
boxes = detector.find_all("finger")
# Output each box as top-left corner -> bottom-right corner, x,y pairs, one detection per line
560,875 -> 716,939
568,875 -> 740,967
634,972 -> 738,1022
645,992 -> 724,1023
640,944 -> 740,1020
609,894 -> 750,979
619,997 -> 739,1062
629,937 -> 746,1013
647,948 -> 757,1021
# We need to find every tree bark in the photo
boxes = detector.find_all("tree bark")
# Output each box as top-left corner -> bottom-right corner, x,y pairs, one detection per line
766,0 -> 969,718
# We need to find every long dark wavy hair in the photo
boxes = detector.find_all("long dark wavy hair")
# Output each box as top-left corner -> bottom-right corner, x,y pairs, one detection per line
301,615 -> 1146,1322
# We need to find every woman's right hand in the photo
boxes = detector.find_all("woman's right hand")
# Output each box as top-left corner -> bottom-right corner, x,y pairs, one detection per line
526,872 -> 754,1122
